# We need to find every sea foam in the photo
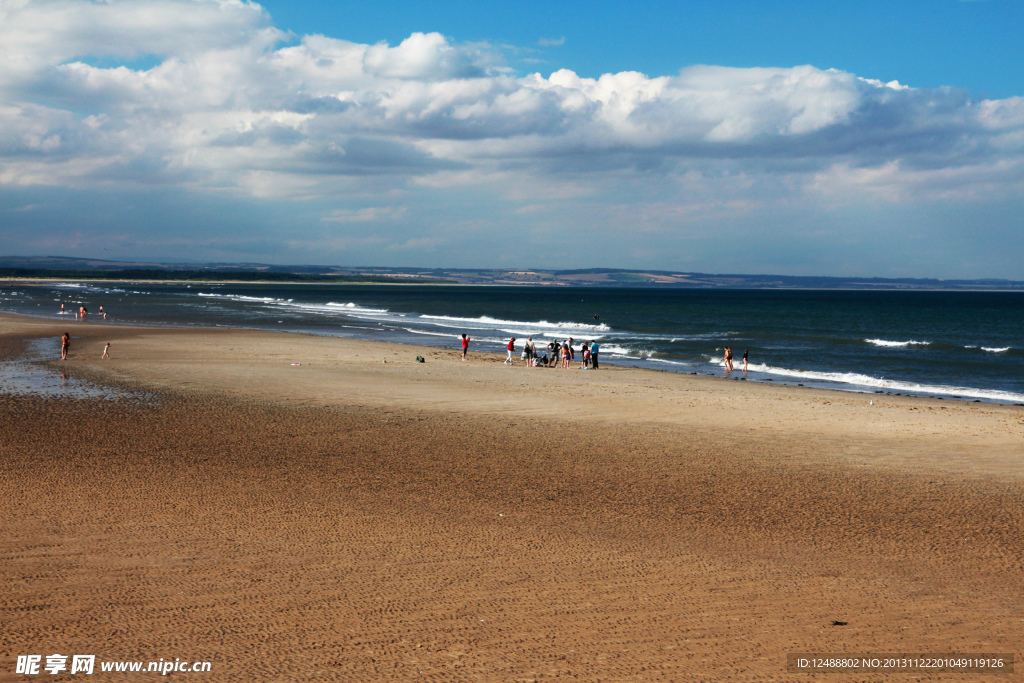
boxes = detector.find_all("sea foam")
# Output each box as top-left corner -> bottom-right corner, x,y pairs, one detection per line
197,292 -> 292,304
420,314 -> 610,332
864,339 -> 931,348
738,361 -> 1024,403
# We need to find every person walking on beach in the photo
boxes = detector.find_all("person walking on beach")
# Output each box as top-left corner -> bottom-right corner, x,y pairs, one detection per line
505,337 -> 516,365
560,341 -> 570,369
723,346 -> 733,371
527,337 -> 536,366
590,340 -> 600,369
60,332 -> 70,360
742,348 -> 749,372
461,334 -> 470,361
102,343 -> 110,359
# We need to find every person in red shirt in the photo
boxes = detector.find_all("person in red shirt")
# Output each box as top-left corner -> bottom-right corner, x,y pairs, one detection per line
461,334 -> 471,361
505,337 -> 516,365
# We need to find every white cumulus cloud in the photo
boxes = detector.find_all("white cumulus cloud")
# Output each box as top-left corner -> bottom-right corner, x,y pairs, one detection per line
0,0 -> 1022,275
1,0 -> 1021,201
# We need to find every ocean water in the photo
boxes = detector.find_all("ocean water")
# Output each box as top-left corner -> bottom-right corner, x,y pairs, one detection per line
2,282 -> 1022,403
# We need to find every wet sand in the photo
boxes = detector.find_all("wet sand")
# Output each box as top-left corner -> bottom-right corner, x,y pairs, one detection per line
1,314 -> 1022,681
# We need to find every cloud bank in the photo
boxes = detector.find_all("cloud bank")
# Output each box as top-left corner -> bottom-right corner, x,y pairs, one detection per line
1,0 -> 1022,274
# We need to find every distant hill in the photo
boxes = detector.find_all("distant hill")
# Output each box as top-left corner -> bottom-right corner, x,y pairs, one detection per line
1,256 -> 1021,290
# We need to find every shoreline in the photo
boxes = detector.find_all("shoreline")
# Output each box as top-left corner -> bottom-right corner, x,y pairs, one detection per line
4,311 -> 1023,480
2,313 -> 1022,680
3,305 -> 1022,407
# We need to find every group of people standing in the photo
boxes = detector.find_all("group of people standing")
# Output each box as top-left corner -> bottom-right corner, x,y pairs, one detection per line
460,334 -> 600,369
502,336 -> 600,369
461,333 -> 746,374
723,346 -> 749,372
60,302 -> 107,321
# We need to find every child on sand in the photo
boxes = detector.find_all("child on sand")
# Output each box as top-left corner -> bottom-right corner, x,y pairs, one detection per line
102,343 -> 110,359
61,332 -> 70,360
461,334 -> 470,361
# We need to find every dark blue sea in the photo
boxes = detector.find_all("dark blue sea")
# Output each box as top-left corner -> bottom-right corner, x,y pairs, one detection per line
3,281 -> 1022,403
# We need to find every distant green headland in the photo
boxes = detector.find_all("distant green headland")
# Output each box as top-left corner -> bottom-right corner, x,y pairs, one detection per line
1,256 -> 1022,290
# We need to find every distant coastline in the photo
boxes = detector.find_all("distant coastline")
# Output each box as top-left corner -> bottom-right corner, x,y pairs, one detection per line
2,256 -> 1023,290
0,269 -> 452,285
3,282 -> 1023,403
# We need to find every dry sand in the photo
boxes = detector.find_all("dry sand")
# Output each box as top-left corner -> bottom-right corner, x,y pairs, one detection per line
1,313 -> 1022,681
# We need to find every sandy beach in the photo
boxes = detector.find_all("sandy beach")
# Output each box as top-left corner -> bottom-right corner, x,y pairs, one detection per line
2,313 -> 1022,681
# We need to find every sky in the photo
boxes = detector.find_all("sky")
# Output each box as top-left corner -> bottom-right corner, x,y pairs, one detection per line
0,0 -> 1022,278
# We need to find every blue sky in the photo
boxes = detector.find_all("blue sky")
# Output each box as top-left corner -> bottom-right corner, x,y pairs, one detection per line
261,0 -> 1024,99
1,0 -> 1022,277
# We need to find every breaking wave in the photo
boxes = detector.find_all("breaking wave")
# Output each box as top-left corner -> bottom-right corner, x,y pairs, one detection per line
864,338 -> 931,348
738,361 -> 1024,403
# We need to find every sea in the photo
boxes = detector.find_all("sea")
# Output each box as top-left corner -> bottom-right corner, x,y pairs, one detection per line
2,281 -> 1022,404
